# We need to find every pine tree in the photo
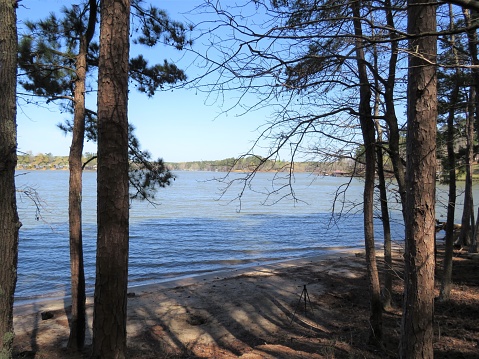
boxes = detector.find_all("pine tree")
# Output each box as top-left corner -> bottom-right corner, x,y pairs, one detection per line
0,1 -> 21,358
17,0 -> 189,350
92,0 -> 131,355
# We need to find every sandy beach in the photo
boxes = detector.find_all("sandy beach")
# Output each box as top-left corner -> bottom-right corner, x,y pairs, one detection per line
12,246 -> 479,358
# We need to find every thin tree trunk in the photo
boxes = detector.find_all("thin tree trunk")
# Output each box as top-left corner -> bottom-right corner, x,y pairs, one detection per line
352,0 -> 382,345
67,33 -> 87,355
376,125 -> 393,310
400,0 -> 437,357
439,71 -> 459,300
372,44 -> 393,309
458,87 -> 475,247
67,0 -> 97,350
463,8 -> 479,253
440,4 -> 459,300
92,0 -> 131,357
463,8 -> 479,144
0,1 -> 20,358
472,208 -> 479,253
383,0 -> 407,217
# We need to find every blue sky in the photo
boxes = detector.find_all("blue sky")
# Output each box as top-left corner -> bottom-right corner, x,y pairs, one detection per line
16,0 -> 271,162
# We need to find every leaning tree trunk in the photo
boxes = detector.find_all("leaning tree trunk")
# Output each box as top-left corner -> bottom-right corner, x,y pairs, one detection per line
0,1 -> 21,358
352,0 -> 382,345
67,0 -> 97,350
92,0 -> 131,358
400,0 -> 437,357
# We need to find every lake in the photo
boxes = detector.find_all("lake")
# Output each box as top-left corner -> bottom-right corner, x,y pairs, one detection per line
14,170 -> 462,303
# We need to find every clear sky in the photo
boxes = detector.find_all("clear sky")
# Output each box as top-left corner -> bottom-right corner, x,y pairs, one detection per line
16,0 -> 270,162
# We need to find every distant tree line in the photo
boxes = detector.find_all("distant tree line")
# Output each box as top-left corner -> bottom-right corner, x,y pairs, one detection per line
17,153 -> 360,174
167,156 -> 359,174
16,152 -> 97,170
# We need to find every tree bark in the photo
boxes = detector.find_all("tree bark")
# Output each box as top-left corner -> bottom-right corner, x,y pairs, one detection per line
371,18 -> 393,310
351,0 -> 382,345
457,7 -> 477,248
0,1 -> 21,358
376,123 -> 393,310
400,0 -> 437,357
67,0 -> 97,351
383,0 -> 407,217
463,8 -> 479,253
67,50 -> 87,350
458,87 -> 475,247
440,4 -> 459,301
92,0 -> 131,358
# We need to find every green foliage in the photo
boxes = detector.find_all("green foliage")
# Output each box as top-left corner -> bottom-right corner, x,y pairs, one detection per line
17,153 -> 72,169
436,20 -> 476,182
18,1 -> 190,103
18,32 -> 75,98
166,156 -> 338,173
131,0 -> 192,50
128,124 -> 174,201
16,153 -> 359,176
17,1 -> 191,201
129,56 -> 186,97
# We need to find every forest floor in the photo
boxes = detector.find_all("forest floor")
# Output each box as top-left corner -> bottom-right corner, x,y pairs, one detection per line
12,243 -> 479,358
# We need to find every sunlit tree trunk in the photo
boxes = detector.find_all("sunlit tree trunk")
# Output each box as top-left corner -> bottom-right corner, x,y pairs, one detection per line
0,1 -> 21,358
400,0 -> 437,357
67,1 -> 97,351
92,0 -> 131,358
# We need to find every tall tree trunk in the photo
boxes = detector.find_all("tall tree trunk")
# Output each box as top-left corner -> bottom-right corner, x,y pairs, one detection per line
439,92 -> 459,298
472,208 -> 479,253
463,7 -> 479,141
67,48 -> 87,352
400,0 -> 437,357
458,87 -> 475,247
376,123 -> 393,310
352,0 -> 382,345
371,17 -> 394,310
440,3 -> 459,301
0,1 -> 21,358
67,0 -> 97,350
92,0 -> 131,358
463,8 -> 479,253
383,0 -> 407,216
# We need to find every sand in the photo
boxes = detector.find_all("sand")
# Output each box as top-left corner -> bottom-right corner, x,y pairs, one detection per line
12,249 -> 375,358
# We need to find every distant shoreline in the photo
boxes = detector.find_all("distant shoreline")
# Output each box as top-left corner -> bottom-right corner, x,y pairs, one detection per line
16,154 -> 358,175
15,167 -> 363,176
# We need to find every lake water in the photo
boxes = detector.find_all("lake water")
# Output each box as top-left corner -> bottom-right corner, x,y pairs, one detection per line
14,170 -> 463,303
